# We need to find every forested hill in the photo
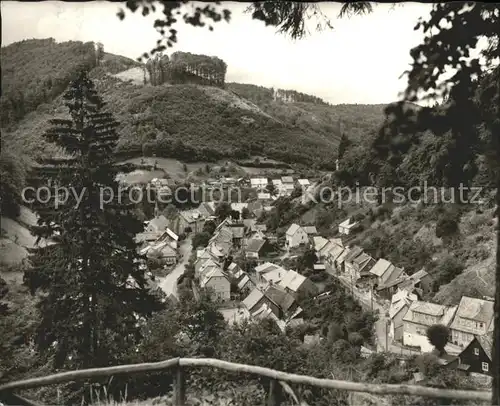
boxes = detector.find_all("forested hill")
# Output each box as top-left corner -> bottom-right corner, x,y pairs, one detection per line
0,38 -> 390,217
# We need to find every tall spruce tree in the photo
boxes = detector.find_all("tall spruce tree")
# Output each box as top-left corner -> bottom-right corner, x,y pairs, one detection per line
24,70 -> 164,371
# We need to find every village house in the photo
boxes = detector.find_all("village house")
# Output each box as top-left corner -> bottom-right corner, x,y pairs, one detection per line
351,253 -> 377,284
338,218 -> 359,235
313,236 -> 329,254
265,285 -> 301,319
255,262 -> 288,286
281,176 -> 295,194
458,335 -> 493,376
200,266 -> 231,301
242,288 -> 279,318
245,238 -> 271,260
250,177 -> 269,191
367,259 -> 404,287
334,247 -> 351,274
155,228 -> 179,250
375,269 -> 410,300
230,202 -> 249,217
279,269 -> 317,299
285,224 -> 309,249
242,285 -> 300,321
323,243 -> 346,275
178,209 -> 205,234
139,240 -> 177,266
397,269 -> 433,297
302,225 -> 318,237
342,246 -> 364,281
197,202 -> 216,219
402,301 -> 458,352
449,296 -> 494,349
389,289 -> 418,342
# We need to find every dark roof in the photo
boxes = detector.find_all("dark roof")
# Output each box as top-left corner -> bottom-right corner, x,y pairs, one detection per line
476,335 -> 493,360
246,238 -> 266,253
265,285 -> 296,313
344,246 -> 363,263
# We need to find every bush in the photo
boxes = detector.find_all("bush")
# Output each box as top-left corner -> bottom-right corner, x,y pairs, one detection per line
435,212 -> 459,238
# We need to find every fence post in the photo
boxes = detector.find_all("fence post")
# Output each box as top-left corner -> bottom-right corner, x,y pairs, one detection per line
267,379 -> 283,406
174,363 -> 186,406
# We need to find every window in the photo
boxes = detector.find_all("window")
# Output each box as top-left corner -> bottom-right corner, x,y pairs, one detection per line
482,362 -> 489,372
474,348 -> 479,356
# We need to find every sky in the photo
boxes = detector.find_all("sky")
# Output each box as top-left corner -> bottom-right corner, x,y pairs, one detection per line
1,1 -> 435,104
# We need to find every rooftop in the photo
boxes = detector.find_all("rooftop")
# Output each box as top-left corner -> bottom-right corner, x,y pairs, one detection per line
279,270 -> 306,292
369,258 -> 393,277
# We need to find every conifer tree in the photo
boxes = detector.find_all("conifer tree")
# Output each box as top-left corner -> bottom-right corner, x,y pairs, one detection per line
337,132 -> 350,161
24,70 -> 164,371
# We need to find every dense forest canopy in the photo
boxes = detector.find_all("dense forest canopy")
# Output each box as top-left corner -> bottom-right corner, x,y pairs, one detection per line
145,51 -> 228,87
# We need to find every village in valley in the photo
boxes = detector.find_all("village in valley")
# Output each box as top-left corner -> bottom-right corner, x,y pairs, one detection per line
135,169 -> 495,382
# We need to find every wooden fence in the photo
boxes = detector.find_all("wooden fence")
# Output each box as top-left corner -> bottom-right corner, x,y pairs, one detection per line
0,357 -> 492,406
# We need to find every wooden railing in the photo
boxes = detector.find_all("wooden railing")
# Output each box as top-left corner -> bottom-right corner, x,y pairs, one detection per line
0,357 -> 492,406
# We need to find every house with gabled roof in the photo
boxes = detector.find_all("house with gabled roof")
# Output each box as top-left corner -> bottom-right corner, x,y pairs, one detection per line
245,238 -> 270,259
313,236 -> 329,253
375,268 -> 410,300
302,225 -> 318,236
324,243 -> 345,275
197,202 -> 216,219
250,177 -> 268,190
140,240 -> 177,265
403,301 -> 458,352
352,253 -> 376,282
458,335 -> 493,376
200,266 -> 230,301
449,296 -> 494,349
255,262 -> 288,286
285,223 -> 309,249
397,269 -> 433,297
338,218 -> 358,235
389,289 -> 418,342
242,284 -> 300,322
279,269 -> 317,299
343,246 -> 364,281
178,209 -> 205,233
366,258 -> 405,289
155,228 -> 179,250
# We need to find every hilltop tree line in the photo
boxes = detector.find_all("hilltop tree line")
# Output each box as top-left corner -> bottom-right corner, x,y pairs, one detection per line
273,88 -> 328,105
145,51 -> 227,87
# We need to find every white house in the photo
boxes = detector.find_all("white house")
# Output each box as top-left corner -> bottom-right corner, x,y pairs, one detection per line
250,178 -> 268,190
285,224 -> 309,249
200,267 -> 230,301
257,192 -> 271,200
402,301 -> 457,352
255,262 -> 288,286
389,289 -> 418,342
338,218 -> 359,235
279,270 -> 317,298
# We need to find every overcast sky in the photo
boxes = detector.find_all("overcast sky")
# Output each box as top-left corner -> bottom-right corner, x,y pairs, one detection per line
1,1 -> 434,104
